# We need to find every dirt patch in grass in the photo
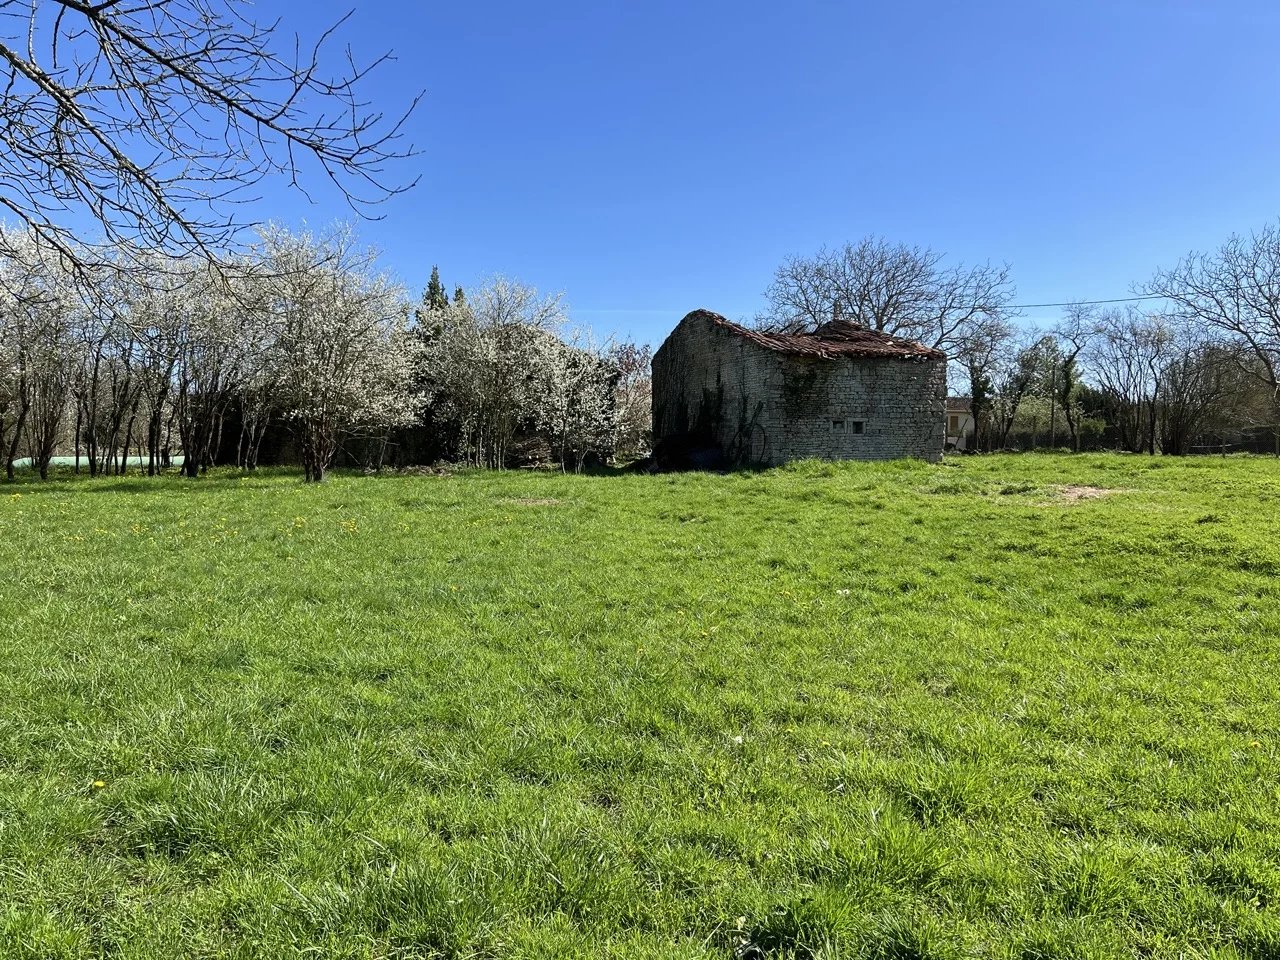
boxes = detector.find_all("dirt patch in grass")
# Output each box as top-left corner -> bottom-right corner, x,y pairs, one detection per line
1052,484 -> 1119,503
923,479 -> 1121,503
502,497 -> 562,506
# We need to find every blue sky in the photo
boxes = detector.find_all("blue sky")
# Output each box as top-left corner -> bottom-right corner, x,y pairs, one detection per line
265,0 -> 1280,344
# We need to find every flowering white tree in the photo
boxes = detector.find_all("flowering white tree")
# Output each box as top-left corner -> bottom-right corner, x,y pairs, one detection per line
0,229 -> 82,479
24,300 -> 80,481
259,226 -> 422,482
0,227 -> 636,480
169,262 -> 277,477
605,340 -> 653,461
422,278 -> 569,467
123,253 -> 188,475
538,328 -> 617,470
232,302 -> 283,472
0,243 -> 27,479
0,314 -> 16,478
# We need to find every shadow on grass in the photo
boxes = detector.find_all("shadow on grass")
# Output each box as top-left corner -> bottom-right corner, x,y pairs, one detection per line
1,466 -> 304,494
1,455 -> 931,493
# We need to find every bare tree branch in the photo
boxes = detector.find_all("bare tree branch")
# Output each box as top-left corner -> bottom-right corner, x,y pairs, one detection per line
1145,223 -> 1280,415
0,0 -> 420,279
757,237 -> 1016,354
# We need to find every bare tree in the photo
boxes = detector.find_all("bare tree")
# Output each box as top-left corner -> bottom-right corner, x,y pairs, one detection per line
1158,340 -> 1253,455
758,237 -> 1015,354
989,333 -> 1044,450
1053,304 -> 1100,451
954,315 -> 1016,451
1087,308 -> 1175,454
1146,223 -> 1280,450
0,1 -> 419,275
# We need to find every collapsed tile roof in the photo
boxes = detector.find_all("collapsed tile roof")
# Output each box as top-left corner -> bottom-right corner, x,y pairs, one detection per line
689,310 -> 946,361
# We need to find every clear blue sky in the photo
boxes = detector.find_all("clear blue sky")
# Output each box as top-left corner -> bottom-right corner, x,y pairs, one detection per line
266,0 -> 1280,344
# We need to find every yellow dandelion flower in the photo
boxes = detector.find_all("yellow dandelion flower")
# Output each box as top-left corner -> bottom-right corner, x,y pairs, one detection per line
91,780 -> 106,789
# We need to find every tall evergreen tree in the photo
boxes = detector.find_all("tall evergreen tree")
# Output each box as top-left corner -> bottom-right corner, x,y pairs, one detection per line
425,265 -> 448,311
453,285 -> 466,307
414,266 -> 450,326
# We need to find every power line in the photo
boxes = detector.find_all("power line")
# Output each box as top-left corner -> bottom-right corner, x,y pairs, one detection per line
580,293 -> 1176,315
1013,284 -> 1280,309
584,287 -> 1265,315
1009,293 -> 1163,309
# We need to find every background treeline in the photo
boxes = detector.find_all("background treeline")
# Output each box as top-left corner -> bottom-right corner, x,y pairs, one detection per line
960,307 -> 1275,455
758,226 -> 1280,456
0,225 -> 653,482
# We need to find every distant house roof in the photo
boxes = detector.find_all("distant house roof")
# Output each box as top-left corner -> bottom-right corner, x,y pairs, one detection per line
687,310 -> 945,361
946,396 -> 972,413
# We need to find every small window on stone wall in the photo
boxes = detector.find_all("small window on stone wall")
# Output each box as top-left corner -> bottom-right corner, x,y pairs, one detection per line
851,421 -> 865,434
832,419 -> 845,432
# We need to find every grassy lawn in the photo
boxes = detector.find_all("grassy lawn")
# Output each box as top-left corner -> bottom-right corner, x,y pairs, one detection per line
1,455 -> 1277,959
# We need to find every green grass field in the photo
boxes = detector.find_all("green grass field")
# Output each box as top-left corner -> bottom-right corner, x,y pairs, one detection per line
1,455 -> 1277,959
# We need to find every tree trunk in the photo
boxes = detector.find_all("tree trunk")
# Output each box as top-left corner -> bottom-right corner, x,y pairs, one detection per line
5,393 -> 30,481
248,416 -> 267,471
120,414 -> 137,475
73,405 -> 82,474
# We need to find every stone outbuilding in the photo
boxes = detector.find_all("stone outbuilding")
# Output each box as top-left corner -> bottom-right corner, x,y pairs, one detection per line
651,310 -> 946,466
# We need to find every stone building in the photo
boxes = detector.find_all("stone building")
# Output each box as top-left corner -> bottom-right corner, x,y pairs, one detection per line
651,309 -> 946,466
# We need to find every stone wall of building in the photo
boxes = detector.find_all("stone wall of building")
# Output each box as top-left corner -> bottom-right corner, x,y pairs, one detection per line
652,312 -> 946,465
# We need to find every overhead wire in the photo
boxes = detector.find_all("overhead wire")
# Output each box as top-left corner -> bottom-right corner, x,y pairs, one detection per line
1008,293 -> 1163,309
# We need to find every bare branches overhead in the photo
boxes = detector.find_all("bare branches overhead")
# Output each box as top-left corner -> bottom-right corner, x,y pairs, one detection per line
0,0 -> 420,271
1145,222 -> 1280,404
758,237 -> 1016,354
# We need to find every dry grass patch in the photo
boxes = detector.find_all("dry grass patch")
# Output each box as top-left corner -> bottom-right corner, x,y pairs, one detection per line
1052,484 -> 1120,503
